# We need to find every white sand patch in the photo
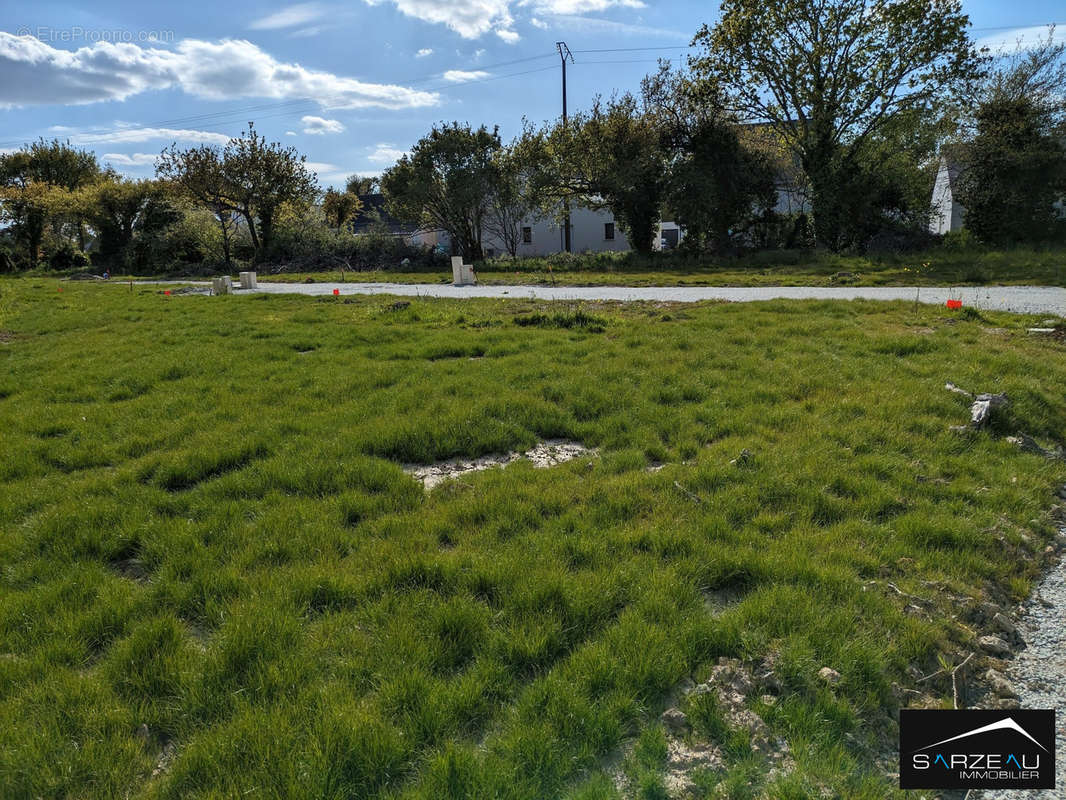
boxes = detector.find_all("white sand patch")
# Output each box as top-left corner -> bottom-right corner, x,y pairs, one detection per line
404,439 -> 595,489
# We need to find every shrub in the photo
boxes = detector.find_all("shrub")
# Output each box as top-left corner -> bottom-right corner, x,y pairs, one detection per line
941,228 -> 978,252
46,242 -> 90,270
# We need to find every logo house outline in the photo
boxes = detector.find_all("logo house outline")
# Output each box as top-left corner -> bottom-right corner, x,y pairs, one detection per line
899,709 -> 1056,790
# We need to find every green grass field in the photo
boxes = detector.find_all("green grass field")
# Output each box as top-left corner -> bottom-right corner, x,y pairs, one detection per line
1,279 -> 1064,799
240,245 -> 1066,289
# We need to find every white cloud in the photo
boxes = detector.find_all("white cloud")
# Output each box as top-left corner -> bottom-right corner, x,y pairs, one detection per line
305,160 -> 350,183
285,130 -> 297,136
530,16 -> 548,29
522,0 -> 644,12
70,126 -> 233,146
362,0 -> 514,39
301,115 -> 345,134
442,69 -> 490,82
367,143 -> 407,163
102,152 -> 158,167
975,25 -> 1066,54
0,32 -> 439,111
361,0 -> 648,40
544,14 -> 686,38
289,25 -> 329,37
250,3 -> 327,30
416,47 -> 434,57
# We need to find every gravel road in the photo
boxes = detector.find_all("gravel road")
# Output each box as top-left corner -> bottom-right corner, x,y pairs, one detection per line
150,282 -> 1066,317
970,542 -> 1066,800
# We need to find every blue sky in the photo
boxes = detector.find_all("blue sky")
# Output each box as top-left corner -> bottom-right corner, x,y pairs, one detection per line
0,0 -> 1063,188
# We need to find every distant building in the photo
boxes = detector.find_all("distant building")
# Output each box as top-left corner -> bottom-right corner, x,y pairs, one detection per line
355,184 -> 805,258
350,194 -> 419,238
929,155 -> 965,235
481,206 -> 682,257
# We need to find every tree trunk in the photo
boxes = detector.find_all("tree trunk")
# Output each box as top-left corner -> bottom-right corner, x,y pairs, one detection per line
242,206 -> 260,261
216,210 -> 232,265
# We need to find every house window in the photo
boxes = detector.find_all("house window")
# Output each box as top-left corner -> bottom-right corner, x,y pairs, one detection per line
604,222 -> 615,241
522,226 -> 532,244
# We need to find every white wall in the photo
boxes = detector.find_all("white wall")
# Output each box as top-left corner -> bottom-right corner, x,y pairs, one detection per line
481,206 -> 632,257
929,157 -> 965,235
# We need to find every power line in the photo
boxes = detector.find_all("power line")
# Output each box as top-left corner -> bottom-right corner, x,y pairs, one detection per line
572,45 -> 694,54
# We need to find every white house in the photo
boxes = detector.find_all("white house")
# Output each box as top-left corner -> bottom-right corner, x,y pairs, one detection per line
480,206 -> 682,257
929,155 -> 965,235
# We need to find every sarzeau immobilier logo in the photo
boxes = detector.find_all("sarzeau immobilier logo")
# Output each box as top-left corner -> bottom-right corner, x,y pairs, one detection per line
899,709 -> 1056,790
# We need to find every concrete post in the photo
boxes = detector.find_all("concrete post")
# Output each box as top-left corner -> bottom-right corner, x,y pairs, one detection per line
451,256 -> 476,286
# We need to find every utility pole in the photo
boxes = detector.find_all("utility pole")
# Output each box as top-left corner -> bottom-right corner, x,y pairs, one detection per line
557,41 -> 574,253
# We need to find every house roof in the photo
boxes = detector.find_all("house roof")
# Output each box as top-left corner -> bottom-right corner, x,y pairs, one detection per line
350,193 -> 419,236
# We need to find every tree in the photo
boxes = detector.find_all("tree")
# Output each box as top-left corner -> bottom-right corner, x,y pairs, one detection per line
946,29 -> 1066,245
0,179 -> 73,268
321,188 -> 363,230
157,144 -> 241,265
642,64 -> 777,252
0,140 -> 100,267
381,122 -> 502,259
483,137 -> 549,258
973,27 -> 1066,124
345,175 -> 380,196
539,95 -> 667,254
692,0 -> 981,249
157,124 -> 317,263
77,176 -> 178,266
956,97 -> 1066,244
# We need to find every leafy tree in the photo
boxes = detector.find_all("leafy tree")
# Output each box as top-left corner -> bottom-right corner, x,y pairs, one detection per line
540,95 -> 667,254
947,30 -> 1066,245
642,64 -> 777,252
157,124 -> 317,263
381,122 -> 502,259
972,27 -> 1066,125
222,124 -> 318,261
483,137 -> 548,257
157,144 -> 241,265
0,179 -> 74,268
77,176 -> 178,267
0,140 -> 100,267
692,0 -> 981,249
345,175 -> 380,196
956,97 -> 1066,244
321,188 -> 363,230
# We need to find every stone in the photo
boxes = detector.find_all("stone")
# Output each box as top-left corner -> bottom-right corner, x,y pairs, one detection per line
984,668 -> 1019,699
238,271 -> 257,290
978,635 -> 1012,656
818,667 -> 842,685
451,256 -> 476,286
660,707 -> 688,733
978,601 -> 1002,621
135,723 -> 150,743
663,739 -> 723,796
992,612 -> 1019,639
989,697 -> 1022,710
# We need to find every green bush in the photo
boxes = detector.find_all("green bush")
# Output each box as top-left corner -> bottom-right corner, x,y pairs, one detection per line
46,242 -> 91,270
941,228 -> 978,252
261,208 -> 444,274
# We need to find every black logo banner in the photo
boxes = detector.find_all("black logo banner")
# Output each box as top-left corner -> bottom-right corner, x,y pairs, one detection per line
900,709 -> 1056,789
